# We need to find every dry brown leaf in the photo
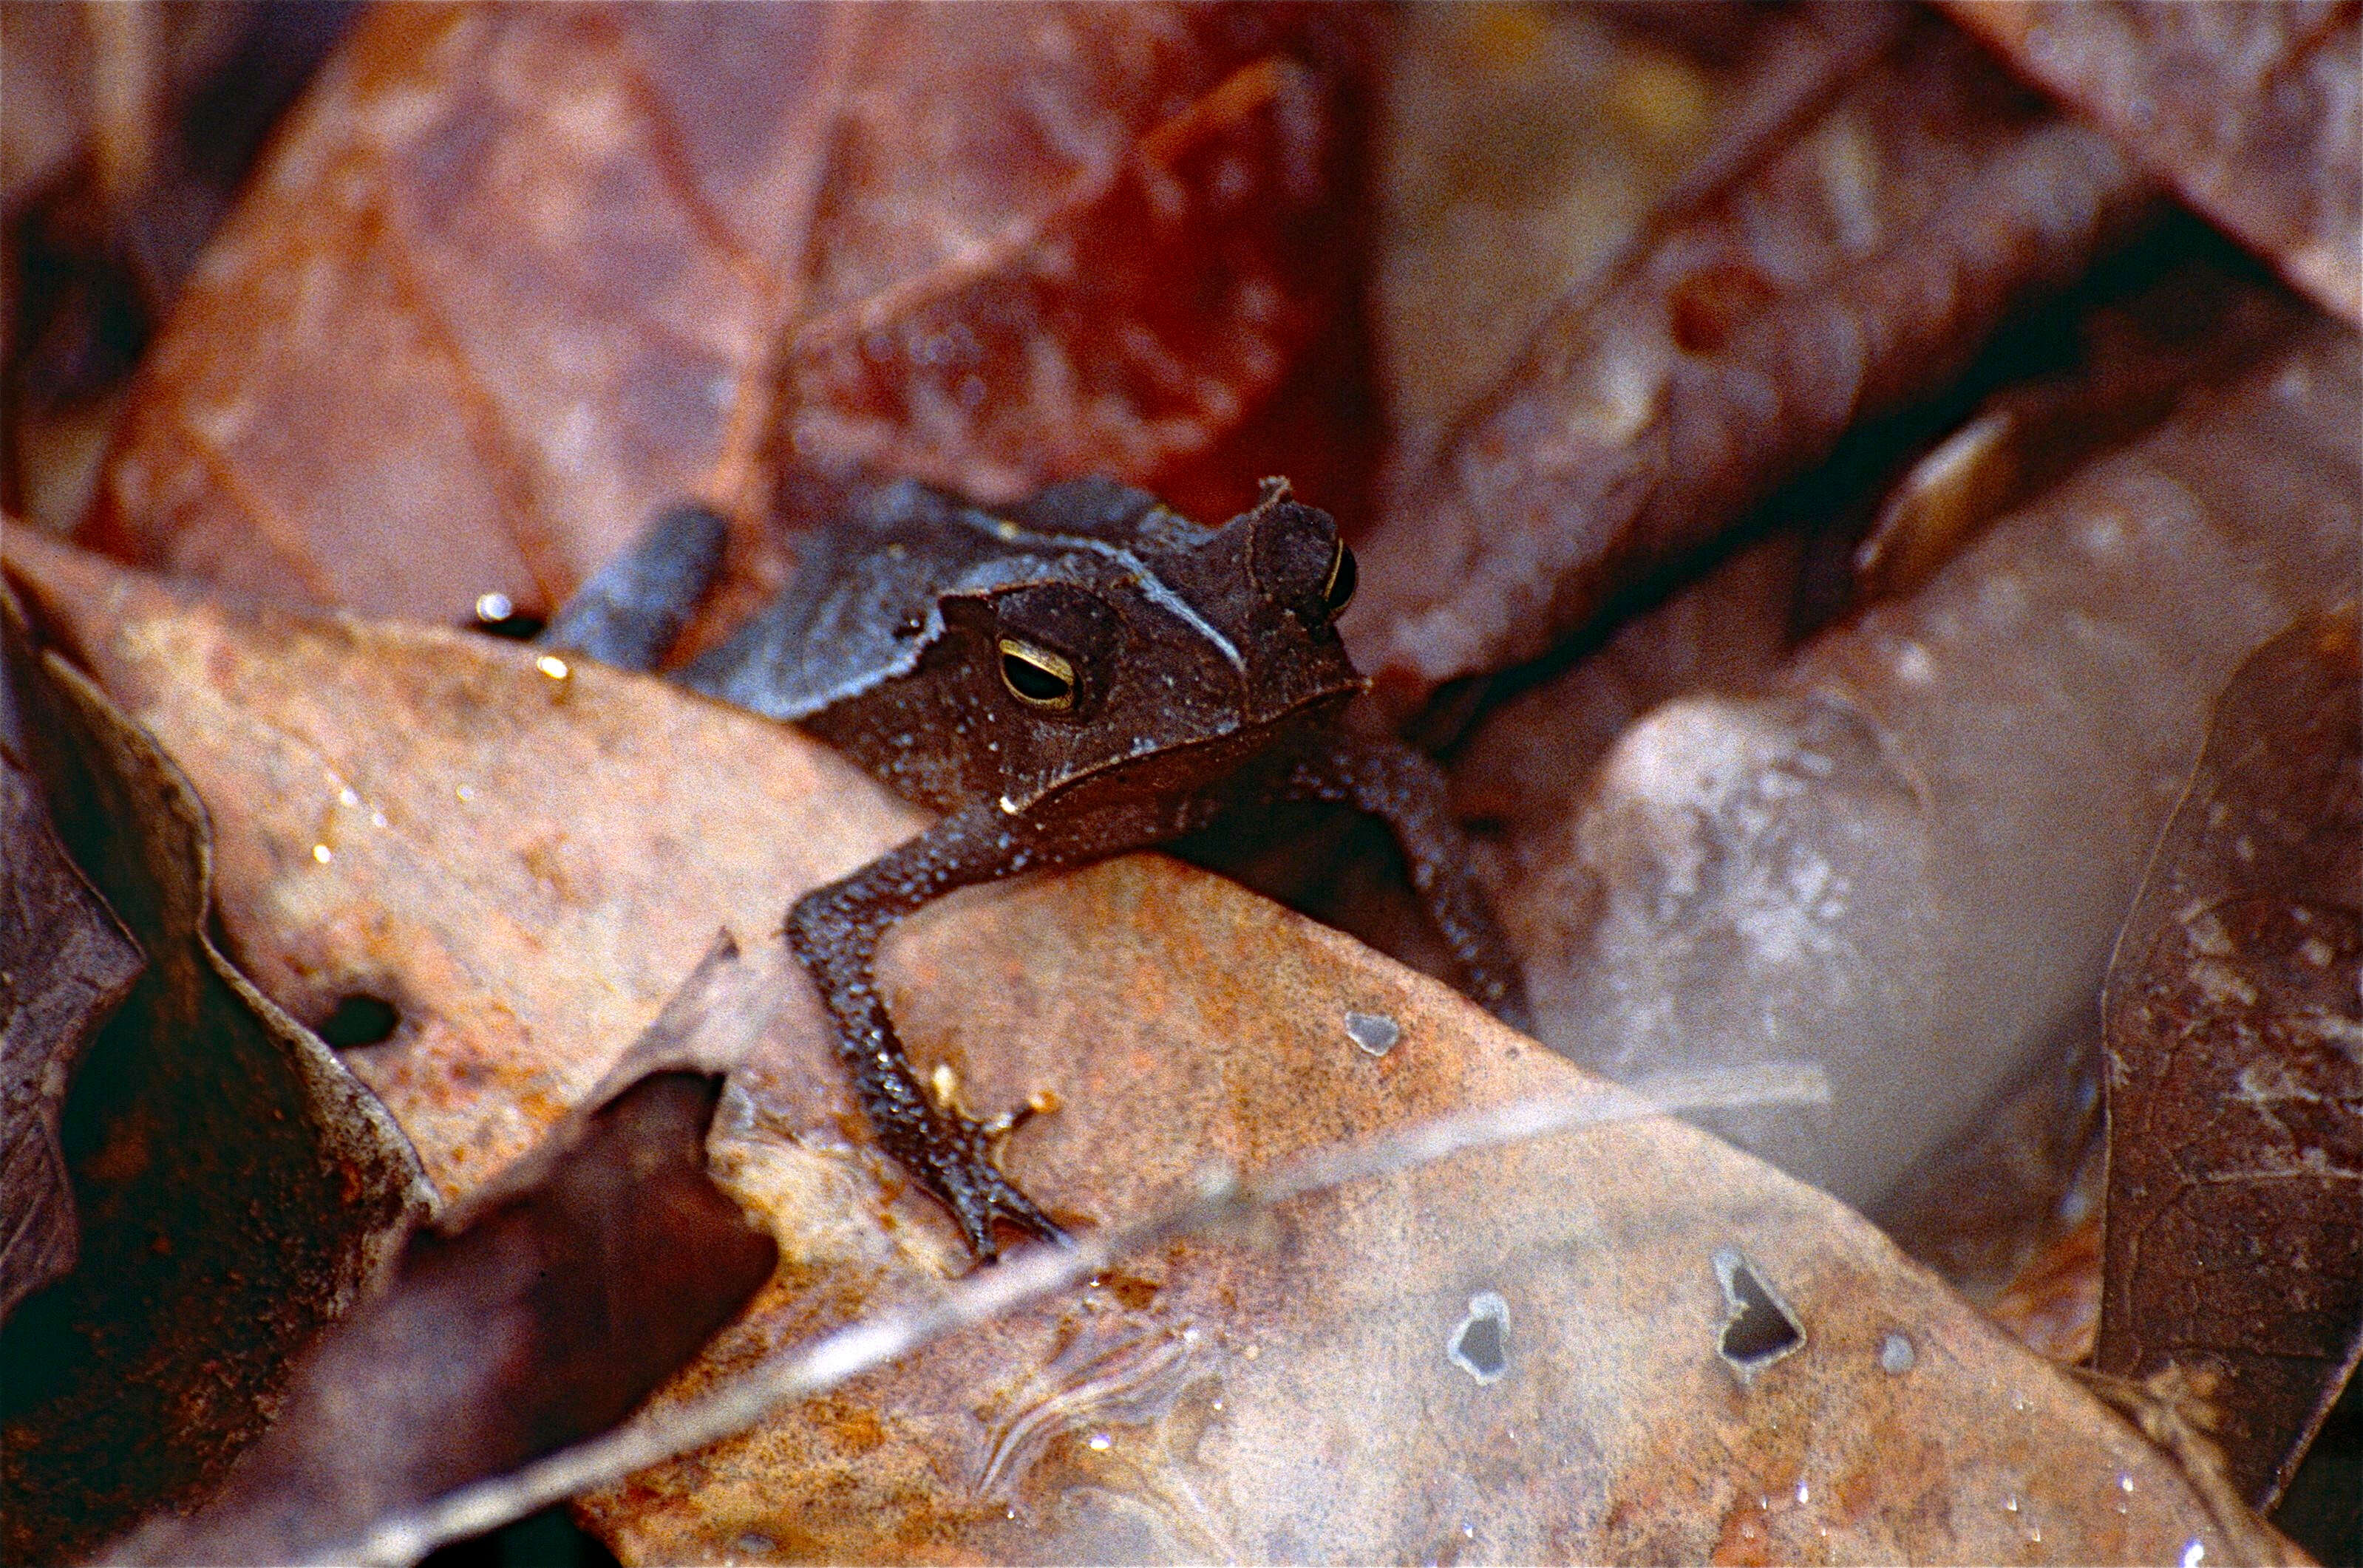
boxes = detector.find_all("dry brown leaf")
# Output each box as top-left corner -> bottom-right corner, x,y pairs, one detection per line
1945,0 -> 2363,327
79,2 -> 1369,636
0,575 -> 428,1565
2098,605 -> 2363,1508
1494,313 -> 2359,1216
1344,4 -> 2159,715
0,737 -> 143,1320
109,1003 -> 777,1568
1,534 -> 2300,1563
1,3 -> 357,532
7,528 -> 920,1201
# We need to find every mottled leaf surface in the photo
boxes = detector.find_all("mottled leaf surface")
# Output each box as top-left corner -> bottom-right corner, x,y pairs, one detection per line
2098,606 -> 2363,1508
1344,4 -> 2158,713
7,528 -> 923,1200
0,735 -> 142,1322
0,582 -> 429,1566
1,536 -> 2282,1564
1946,0 -> 2362,326
81,2 -> 1368,637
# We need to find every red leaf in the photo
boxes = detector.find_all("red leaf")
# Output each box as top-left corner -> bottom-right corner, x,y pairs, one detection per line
81,4 -> 1371,641
2098,606 -> 2363,1507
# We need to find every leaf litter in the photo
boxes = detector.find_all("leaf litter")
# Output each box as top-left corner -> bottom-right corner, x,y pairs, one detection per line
0,709 -> 143,1321
80,3 -> 1371,644
102,939 -> 780,1568
2098,605 -> 2363,1510
12,0 -> 2363,1559
4,534 -> 2289,1564
1494,310 -> 2358,1217
1944,0 -> 2362,325
1344,3 -> 2160,716
0,579 -> 429,1566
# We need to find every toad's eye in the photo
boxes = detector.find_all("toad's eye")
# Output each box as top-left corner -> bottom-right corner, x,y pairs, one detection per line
1321,541 -> 1357,616
997,638 -> 1077,710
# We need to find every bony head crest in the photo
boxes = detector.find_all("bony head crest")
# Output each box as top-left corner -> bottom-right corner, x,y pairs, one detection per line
1245,481 -> 1356,631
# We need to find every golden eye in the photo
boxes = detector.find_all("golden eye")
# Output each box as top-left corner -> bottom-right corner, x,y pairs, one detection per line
997,638 -> 1076,710
1321,541 -> 1357,614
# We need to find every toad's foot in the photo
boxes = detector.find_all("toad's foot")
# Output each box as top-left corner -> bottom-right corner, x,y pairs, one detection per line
892,1103 -> 1068,1262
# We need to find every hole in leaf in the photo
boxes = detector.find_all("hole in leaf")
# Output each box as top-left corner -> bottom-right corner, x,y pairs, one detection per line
1344,1011 -> 1401,1057
318,993 -> 400,1049
1448,1291 -> 1509,1384
1714,1248 -> 1803,1381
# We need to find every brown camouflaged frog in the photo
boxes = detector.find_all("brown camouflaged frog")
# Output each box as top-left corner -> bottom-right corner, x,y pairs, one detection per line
543,476 -> 1524,1258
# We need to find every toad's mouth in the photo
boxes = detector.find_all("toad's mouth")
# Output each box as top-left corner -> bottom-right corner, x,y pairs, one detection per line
1001,688 -> 1360,821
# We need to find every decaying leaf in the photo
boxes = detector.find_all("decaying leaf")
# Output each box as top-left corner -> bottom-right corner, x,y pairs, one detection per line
1436,246 -> 2305,1356
80,2 -> 1367,636
1449,526 -> 1807,852
1494,315 -> 2359,1215
1344,4 -> 2159,714
0,734 -> 143,1322
1945,0 -> 2362,326
1,2 -> 356,531
6,527 -> 925,1201
106,941 -> 778,1567
1,536 -> 2293,1563
1848,242 -> 2299,607
2098,605 -> 2363,1508
0,582 -> 429,1565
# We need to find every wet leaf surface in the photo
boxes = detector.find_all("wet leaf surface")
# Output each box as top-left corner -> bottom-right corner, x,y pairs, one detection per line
0,732 -> 143,1322
80,2 -> 1370,639
0,579 -> 429,1566
1438,245 -> 2305,1375
2098,605 -> 2363,1509
1945,0 -> 2362,326
106,944 -> 778,1567
1492,313 -> 2359,1216
1,536 -> 2290,1564
1343,3 -> 2160,715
